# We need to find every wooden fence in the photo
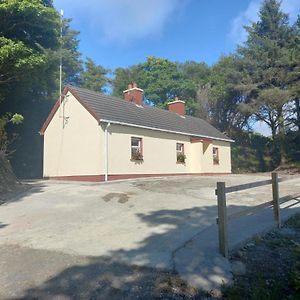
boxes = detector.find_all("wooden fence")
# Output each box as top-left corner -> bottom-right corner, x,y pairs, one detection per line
215,172 -> 300,258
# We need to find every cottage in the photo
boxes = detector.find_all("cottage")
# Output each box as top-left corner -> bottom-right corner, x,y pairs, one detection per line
40,84 -> 233,181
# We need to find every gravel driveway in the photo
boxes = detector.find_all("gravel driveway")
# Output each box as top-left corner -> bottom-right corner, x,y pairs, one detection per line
0,174 -> 299,299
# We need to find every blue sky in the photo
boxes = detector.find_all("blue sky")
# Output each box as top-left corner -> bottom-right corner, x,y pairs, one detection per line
53,0 -> 300,135
53,0 -> 299,69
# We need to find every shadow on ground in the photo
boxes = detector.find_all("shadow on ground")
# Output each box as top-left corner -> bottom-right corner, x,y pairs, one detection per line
0,183 -> 46,206
14,202 -> 296,299
0,222 -> 8,229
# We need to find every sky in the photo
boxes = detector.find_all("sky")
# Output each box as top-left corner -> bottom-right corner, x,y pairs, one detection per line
53,0 -> 300,135
53,0 -> 300,68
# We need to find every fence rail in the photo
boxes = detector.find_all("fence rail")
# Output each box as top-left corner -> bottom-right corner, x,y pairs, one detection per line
216,172 -> 300,258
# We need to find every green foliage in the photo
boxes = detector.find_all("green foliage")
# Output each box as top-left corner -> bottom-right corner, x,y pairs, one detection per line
61,19 -> 82,85
223,213 -> 300,299
0,0 -> 59,50
286,213 -> 300,229
231,132 -> 274,173
237,0 -> 299,164
289,263 -> 300,292
0,36 -> 45,90
201,55 -> 250,133
0,0 -> 83,178
79,58 -> 109,92
10,113 -> 24,125
113,56 -> 210,114
176,153 -> 186,163
0,113 -> 23,153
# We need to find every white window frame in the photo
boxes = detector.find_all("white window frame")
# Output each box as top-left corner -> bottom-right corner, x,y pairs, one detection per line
213,147 -> 219,165
176,143 -> 185,163
131,137 -> 143,160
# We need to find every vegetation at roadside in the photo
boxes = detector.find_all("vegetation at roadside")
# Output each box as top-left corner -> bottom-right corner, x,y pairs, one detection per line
0,0 -> 299,179
223,213 -> 300,299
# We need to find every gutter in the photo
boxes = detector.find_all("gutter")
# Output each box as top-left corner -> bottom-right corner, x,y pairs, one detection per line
100,119 -> 234,143
104,122 -> 111,182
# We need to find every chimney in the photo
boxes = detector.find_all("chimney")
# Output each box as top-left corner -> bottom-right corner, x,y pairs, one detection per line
167,97 -> 186,116
123,82 -> 144,105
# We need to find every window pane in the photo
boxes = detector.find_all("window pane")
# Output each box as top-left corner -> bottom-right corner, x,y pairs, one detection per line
213,147 -> 219,164
131,138 -> 140,147
131,137 -> 142,160
176,143 -> 184,153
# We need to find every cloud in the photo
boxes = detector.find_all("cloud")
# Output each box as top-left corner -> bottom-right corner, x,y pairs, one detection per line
55,0 -> 186,45
229,0 -> 300,45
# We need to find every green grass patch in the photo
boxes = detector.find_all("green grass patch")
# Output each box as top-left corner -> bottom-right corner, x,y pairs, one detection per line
223,213 -> 300,299
286,213 -> 300,229
291,161 -> 300,169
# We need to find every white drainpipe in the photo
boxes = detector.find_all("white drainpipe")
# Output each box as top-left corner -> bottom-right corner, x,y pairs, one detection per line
104,122 -> 111,182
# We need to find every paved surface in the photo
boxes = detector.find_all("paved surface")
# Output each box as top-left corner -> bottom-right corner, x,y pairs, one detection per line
0,174 -> 300,298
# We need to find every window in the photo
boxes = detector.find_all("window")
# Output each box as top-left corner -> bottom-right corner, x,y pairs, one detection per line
131,137 -> 143,160
176,143 -> 185,163
213,147 -> 219,165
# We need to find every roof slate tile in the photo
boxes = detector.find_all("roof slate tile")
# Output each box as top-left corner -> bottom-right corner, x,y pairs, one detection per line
68,85 -> 233,142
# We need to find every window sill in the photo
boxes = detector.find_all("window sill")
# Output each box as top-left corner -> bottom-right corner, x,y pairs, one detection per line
213,162 -> 220,165
176,161 -> 186,165
130,158 -> 144,162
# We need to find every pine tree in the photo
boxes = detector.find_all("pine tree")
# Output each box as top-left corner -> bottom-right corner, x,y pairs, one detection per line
238,0 -> 294,165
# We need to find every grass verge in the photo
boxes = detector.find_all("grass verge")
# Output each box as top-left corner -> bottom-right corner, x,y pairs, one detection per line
223,213 -> 300,300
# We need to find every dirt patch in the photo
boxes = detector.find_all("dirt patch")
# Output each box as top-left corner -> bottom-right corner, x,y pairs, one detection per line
275,163 -> 300,175
103,192 -> 130,203
223,213 -> 300,299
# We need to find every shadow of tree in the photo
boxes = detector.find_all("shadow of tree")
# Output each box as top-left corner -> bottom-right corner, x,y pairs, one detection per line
7,198 -> 300,299
16,204 -> 251,299
0,222 -> 8,229
20,256 -> 199,300
0,183 -> 47,206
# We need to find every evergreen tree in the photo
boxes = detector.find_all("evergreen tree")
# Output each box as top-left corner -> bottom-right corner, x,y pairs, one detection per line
79,58 -> 109,93
199,55 -> 250,134
238,0 -> 294,165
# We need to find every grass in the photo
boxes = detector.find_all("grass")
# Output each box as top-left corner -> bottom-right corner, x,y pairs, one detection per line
291,161 -> 300,169
222,213 -> 300,300
286,213 -> 300,229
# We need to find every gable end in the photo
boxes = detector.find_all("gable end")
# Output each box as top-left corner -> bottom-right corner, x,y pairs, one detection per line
39,86 -> 100,135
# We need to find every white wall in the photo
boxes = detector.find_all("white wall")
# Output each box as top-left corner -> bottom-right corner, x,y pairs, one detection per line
201,140 -> 232,173
105,124 -> 232,175
105,124 -> 191,175
43,92 -> 102,177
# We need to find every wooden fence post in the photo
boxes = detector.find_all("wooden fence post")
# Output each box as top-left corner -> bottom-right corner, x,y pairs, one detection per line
216,182 -> 229,258
271,172 -> 281,228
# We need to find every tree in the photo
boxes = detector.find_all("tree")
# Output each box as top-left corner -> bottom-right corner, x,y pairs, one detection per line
289,16 -> 300,132
61,19 -> 82,86
113,57 -> 209,114
0,1 -> 83,178
79,58 -> 109,92
195,55 -> 250,134
0,0 -> 60,100
237,0 -> 295,165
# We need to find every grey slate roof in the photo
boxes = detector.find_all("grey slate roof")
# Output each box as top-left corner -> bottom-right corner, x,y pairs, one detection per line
68,85 -> 233,142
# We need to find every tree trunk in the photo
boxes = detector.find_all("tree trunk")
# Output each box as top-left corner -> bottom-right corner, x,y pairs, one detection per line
295,98 -> 300,146
0,152 -> 17,194
295,98 -> 300,130
277,114 -> 288,166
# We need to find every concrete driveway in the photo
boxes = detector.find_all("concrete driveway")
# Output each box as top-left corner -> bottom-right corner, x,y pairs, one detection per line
1,174 -> 300,298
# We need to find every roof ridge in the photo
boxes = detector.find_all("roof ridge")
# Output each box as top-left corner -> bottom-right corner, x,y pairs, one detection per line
67,84 -> 189,119
64,85 -> 232,142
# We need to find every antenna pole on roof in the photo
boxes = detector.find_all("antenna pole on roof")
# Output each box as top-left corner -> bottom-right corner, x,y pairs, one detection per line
59,9 -> 64,118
